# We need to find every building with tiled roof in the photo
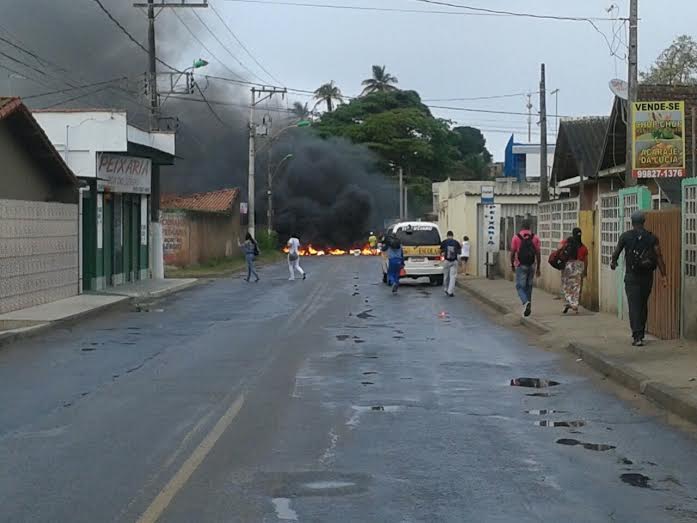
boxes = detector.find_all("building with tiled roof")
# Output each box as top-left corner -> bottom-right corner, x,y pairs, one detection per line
160,188 -> 243,268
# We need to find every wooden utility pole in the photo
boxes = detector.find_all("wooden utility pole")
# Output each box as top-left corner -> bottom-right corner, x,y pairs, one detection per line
539,64 -> 549,202
136,0 -> 208,278
626,0 -> 638,186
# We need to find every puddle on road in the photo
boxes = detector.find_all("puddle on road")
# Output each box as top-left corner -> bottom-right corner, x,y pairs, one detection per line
621,473 -> 652,488
361,381 -> 374,386
619,457 -> 634,465
354,340 -> 365,344
526,392 -> 557,397
336,335 -> 350,341
526,409 -> 566,415
352,292 -> 359,297
363,371 -> 377,375
511,378 -> 560,388
81,347 -> 96,352
357,309 -> 375,319
535,420 -> 586,428
556,438 -> 616,451
393,336 -> 404,340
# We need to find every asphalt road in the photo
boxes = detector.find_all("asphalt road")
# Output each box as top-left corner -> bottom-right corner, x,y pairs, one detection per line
1,256 -> 697,523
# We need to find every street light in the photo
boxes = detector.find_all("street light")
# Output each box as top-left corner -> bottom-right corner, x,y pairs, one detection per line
160,58 -> 209,106
267,153 -> 294,235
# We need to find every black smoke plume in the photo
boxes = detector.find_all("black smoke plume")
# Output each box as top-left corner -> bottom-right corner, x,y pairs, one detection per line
2,1 -> 400,245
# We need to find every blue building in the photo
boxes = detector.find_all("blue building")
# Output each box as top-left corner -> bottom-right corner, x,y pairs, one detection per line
503,135 -> 555,182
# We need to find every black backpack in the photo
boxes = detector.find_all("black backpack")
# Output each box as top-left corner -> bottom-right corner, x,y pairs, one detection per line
627,231 -> 657,272
517,233 -> 537,266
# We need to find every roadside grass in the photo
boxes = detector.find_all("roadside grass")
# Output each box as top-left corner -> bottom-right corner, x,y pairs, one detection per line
166,251 -> 285,278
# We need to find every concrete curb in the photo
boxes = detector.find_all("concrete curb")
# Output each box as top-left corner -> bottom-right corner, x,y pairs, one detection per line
643,382 -> 697,425
566,342 -> 652,394
456,279 -> 550,334
0,297 -> 128,349
457,278 -> 697,425
138,279 -> 199,299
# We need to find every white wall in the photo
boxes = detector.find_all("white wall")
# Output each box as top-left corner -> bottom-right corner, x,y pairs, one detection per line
34,111 -> 128,179
525,150 -> 555,181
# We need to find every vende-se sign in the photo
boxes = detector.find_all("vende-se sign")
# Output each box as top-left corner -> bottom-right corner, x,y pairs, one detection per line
97,153 -> 152,194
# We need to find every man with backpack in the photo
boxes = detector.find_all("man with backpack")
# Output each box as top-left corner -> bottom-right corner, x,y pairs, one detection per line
440,230 -> 462,297
611,211 -> 667,346
510,219 -> 541,317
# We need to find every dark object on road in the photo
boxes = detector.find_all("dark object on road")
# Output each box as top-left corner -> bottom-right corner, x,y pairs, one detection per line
621,473 -> 651,488
556,438 -> 616,451
510,377 -> 560,388
361,381 -> 374,385
357,309 -> 375,319
535,420 -> 585,428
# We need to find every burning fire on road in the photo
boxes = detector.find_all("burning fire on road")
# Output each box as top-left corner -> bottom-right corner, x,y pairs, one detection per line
282,244 -> 380,257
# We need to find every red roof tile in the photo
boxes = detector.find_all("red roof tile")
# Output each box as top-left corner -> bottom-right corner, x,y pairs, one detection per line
161,188 -> 240,213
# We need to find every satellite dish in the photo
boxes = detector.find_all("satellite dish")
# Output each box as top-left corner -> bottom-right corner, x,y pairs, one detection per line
609,78 -> 629,100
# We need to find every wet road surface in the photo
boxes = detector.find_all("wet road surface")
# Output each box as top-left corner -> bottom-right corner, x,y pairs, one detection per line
1,257 -> 697,522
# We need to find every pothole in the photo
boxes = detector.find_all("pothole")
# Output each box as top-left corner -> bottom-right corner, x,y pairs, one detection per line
511,378 -> 560,388
535,420 -> 585,428
556,438 -> 615,451
621,473 -> 651,488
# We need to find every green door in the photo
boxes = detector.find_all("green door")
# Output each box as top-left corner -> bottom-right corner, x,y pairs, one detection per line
132,197 -> 140,280
123,195 -> 132,281
103,196 -> 113,287
82,190 -> 96,291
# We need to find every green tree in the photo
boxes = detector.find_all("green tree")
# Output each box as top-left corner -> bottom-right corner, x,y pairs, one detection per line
641,35 -> 697,85
450,126 -> 493,179
361,65 -> 399,95
313,81 -> 344,112
291,101 -> 310,119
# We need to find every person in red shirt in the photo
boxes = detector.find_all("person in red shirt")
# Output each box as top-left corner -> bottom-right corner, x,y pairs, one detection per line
510,219 -> 541,317
560,227 -> 588,314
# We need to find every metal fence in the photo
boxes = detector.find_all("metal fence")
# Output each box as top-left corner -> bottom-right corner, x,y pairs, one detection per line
537,199 -> 579,257
599,193 -> 621,267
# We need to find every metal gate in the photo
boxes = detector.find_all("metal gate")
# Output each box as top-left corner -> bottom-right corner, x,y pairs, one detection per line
599,192 -> 621,314
537,199 -> 579,294
682,178 -> 697,339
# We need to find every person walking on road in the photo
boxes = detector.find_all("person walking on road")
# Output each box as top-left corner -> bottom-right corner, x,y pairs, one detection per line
611,211 -> 667,346
383,235 -> 404,293
287,234 -> 306,281
510,219 -> 541,317
238,232 -> 260,282
460,235 -> 470,275
441,230 -> 461,297
559,227 -> 588,314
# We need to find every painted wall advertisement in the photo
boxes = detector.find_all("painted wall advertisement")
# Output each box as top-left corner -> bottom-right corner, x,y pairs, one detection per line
97,153 -> 152,194
484,204 -> 501,252
632,101 -> 686,178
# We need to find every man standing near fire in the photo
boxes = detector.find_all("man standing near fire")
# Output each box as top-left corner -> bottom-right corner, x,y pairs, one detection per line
368,232 -> 378,254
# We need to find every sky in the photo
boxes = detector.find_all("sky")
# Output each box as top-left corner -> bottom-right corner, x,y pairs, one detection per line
196,0 -> 697,160
2,0 -> 697,166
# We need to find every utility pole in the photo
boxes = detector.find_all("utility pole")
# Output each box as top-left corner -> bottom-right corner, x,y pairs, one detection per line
551,88 -> 560,135
404,185 -> 408,220
136,0 -> 208,279
399,167 -> 404,220
526,93 -> 533,143
248,86 -> 287,237
267,147 -> 273,236
539,64 -> 549,202
692,107 -> 696,177
626,0 -> 638,186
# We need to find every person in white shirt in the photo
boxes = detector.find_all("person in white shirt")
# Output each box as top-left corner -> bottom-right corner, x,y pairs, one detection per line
460,235 -> 471,275
287,235 -> 306,281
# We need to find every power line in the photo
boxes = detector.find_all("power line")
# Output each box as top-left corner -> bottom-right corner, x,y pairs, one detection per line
0,50 -> 47,78
221,0 -> 508,16
423,91 -> 537,102
209,0 -> 283,84
38,85 -> 115,109
169,9 -> 244,81
412,0 -> 619,22
90,0 -> 181,73
22,77 -> 132,100
194,81 -> 232,127
192,9 -> 267,83
429,103 -> 569,118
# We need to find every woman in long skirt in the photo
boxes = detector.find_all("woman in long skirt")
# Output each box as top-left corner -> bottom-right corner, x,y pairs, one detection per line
561,227 -> 588,314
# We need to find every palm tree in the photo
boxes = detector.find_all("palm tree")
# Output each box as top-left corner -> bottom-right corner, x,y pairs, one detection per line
313,81 -> 344,112
291,101 -> 310,119
361,65 -> 398,95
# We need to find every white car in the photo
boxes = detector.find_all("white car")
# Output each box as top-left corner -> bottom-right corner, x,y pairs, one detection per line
381,221 -> 444,286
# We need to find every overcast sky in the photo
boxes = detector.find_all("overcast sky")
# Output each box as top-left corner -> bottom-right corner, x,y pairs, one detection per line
181,0 -> 697,160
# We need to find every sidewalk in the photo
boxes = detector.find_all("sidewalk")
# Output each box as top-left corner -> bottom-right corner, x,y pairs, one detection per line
457,275 -> 697,425
0,278 -> 197,346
